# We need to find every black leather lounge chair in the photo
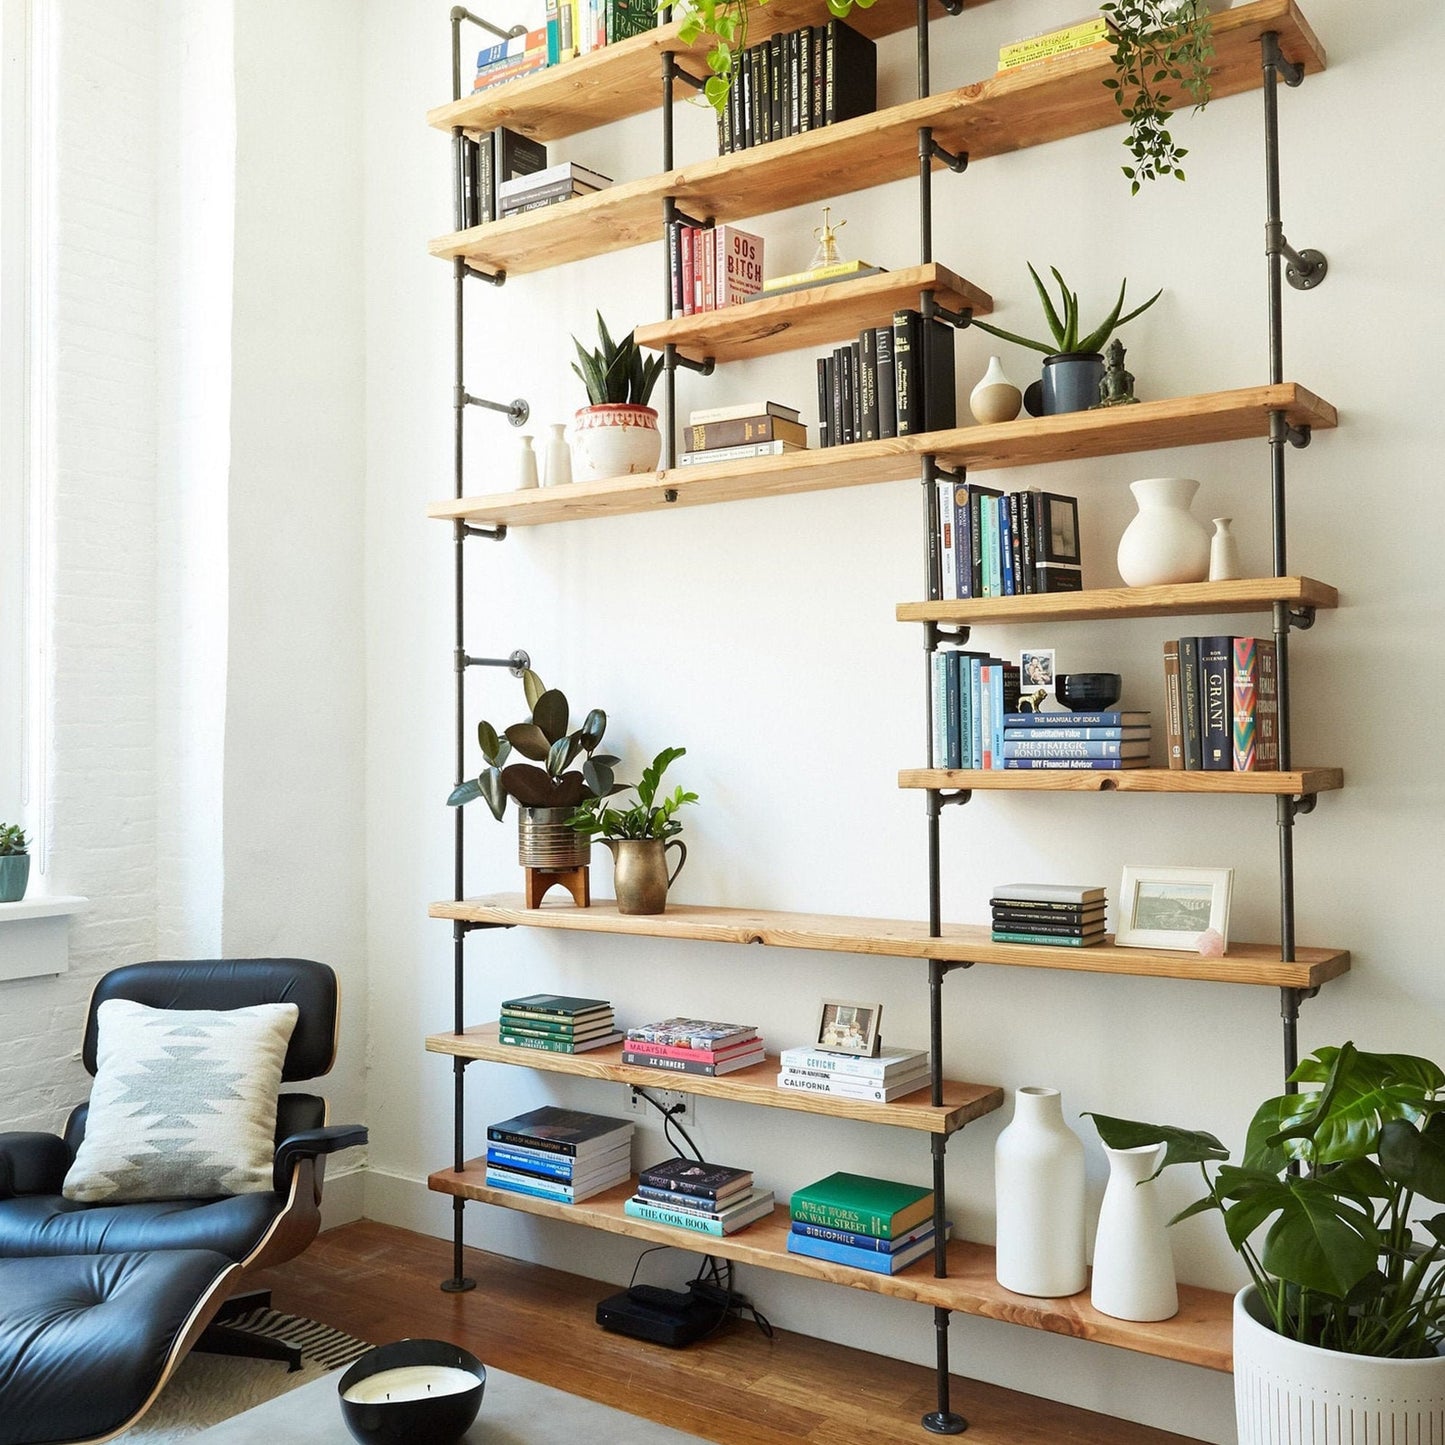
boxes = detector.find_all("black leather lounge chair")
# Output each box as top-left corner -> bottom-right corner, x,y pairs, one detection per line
0,958 -> 366,1445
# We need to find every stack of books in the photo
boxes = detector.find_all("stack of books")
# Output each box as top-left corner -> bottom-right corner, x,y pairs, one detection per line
1164,636 -> 1279,772
497,993 -> 622,1053
817,309 -> 955,448
472,26 -> 553,92
667,223 -> 764,317
716,19 -> 876,154
484,1105 -> 633,1203
498,161 -> 612,219
997,14 -> 1113,72
621,1017 -> 765,1076
776,1045 -> 930,1103
990,883 -> 1108,947
679,402 -> 806,467
786,1172 -> 942,1275
999,709 -> 1152,772
471,0 -> 656,92
464,128 -> 548,227
931,484 -> 1083,600
624,1157 -> 775,1235
928,651 -> 1022,770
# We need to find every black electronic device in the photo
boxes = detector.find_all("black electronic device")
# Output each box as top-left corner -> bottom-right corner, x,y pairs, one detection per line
595,1282 -> 720,1348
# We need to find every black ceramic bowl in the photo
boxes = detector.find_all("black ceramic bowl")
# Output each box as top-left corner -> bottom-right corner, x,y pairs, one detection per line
338,1339 -> 486,1445
1056,672 -> 1122,713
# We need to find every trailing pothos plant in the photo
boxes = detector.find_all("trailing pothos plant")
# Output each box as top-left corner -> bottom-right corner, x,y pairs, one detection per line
1088,1042 -> 1445,1358
567,746 -> 698,840
447,670 -> 626,818
1102,0 -> 1216,193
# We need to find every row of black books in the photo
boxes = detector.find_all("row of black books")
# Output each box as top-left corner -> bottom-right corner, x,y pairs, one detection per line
930,483 -> 1084,599
484,1105 -> 634,1204
624,1157 -> 775,1236
715,18 -> 877,155
620,1016 -> 765,1076
462,127 -> 549,227
496,994 -> 622,1054
817,312 -> 956,449
677,400 -> 807,467
999,708 -> 1153,772
990,883 -> 1107,948
1164,636 -> 1280,772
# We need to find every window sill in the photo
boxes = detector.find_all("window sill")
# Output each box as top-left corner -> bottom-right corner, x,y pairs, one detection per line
0,895 -> 88,981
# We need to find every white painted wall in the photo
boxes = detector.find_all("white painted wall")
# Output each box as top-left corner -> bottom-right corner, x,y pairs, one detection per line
360,2 -> 1445,1439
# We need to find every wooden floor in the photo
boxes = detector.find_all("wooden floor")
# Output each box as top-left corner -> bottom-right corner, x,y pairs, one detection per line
254,1220 -> 1204,1445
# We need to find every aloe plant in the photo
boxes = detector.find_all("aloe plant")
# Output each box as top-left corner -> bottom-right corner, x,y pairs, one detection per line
447,671 -> 624,820
972,264 -> 1161,358
572,312 -> 663,408
568,747 -> 698,841
0,824 -> 28,856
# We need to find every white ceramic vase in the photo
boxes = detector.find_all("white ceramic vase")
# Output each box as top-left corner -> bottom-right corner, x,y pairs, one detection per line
994,1086 -> 1087,1297
1209,516 -> 1241,581
570,404 -> 661,484
1116,476 -> 1211,587
514,435 -> 539,490
542,423 -> 572,487
1233,1287 -> 1445,1444
1089,1143 -> 1178,1322
970,355 -> 1023,425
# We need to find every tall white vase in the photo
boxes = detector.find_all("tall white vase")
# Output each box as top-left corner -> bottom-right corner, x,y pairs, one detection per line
1115,476 -> 1211,587
542,423 -> 572,487
1090,1142 -> 1179,1322
994,1086 -> 1087,1297
1209,516 -> 1241,580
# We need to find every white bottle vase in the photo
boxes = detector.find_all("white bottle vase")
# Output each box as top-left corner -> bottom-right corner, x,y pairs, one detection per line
994,1086 -> 1087,1297
1090,1142 -> 1179,1322
542,423 -> 572,487
1115,476 -> 1211,587
515,435 -> 539,490
1209,516 -> 1241,581
970,355 -> 1023,425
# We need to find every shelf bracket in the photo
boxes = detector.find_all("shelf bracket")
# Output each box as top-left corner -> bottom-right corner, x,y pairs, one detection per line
455,519 -> 508,543
1261,29 -> 1305,89
455,920 -> 515,936
923,136 -> 968,174
931,303 -> 973,330
1287,605 -> 1316,632
936,789 -> 972,809
672,68 -> 706,92
670,353 -> 716,376
662,487 -> 679,503
937,624 -> 973,647
455,385 -> 529,427
463,261 -> 508,288
938,0 -> 965,13
455,647 -> 531,676
1286,795 -> 1317,820
668,205 -> 711,231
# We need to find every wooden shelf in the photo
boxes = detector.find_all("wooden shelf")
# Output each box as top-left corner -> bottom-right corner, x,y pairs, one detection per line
634,265 -> 993,366
425,1023 -> 1000,1135
426,0 -> 976,145
429,1 -> 1324,277
898,576 -> 1340,626
426,1172 -> 1234,1372
428,383 -> 1337,527
900,767 -> 1342,794
427,896 -> 1349,989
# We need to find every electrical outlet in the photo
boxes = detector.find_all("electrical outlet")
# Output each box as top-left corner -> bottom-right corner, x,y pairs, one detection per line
626,1085 -> 695,1127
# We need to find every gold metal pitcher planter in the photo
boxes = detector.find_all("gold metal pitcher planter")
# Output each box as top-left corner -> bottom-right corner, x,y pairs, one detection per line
606,837 -> 686,915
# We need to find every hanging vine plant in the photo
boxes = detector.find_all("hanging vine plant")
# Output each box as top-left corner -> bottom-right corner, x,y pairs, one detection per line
1101,0 -> 1216,193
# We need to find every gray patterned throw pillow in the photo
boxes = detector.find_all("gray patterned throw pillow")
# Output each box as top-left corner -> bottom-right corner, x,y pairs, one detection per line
62,998 -> 299,1203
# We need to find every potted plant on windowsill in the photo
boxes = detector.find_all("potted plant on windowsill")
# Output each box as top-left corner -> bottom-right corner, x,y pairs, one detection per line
567,747 -> 697,915
0,825 -> 29,903
570,312 -> 665,484
1088,1042 -> 1445,1443
970,264 -> 1161,416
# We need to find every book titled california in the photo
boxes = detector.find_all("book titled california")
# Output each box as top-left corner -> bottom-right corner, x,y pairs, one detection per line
790,1171 -> 933,1239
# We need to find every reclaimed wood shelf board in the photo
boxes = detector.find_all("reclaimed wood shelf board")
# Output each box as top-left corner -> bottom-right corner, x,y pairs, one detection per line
899,767 -> 1343,795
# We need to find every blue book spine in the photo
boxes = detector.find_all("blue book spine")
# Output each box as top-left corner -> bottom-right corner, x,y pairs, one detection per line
956,657 -> 972,770
786,1228 -> 934,1273
930,652 -> 948,768
790,1219 -> 933,1253
1002,757 -> 1140,770
999,497 -> 1015,595
1001,726 -> 1141,741
485,1173 -> 577,1202
1001,740 -> 1130,759
944,650 -> 961,770
1199,634 -> 1233,770
991,662 -> 1005,768
1001,711 -> 1149,729
968,658 -> 983,770
486,1145 -> 574,1179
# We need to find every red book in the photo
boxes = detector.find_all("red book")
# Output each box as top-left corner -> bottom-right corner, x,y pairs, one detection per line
620,1034 -> 761,1064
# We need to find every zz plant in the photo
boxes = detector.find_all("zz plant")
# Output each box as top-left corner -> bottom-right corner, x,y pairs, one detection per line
1089,1042 -> 1445,1358
572,312 -> 663,408
567,746 -> 698,841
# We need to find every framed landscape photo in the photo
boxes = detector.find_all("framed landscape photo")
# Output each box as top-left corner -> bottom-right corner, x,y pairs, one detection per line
1116,865 -> 1233,954
1036,491 -> 1081,565
815,999 -> 883,1057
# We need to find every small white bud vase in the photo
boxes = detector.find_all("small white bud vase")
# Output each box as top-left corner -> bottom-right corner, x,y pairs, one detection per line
994,1086 -> 1087,1297
514,435 -> 539,490
969,355 -> 1023,425
1208,516 -> 1241,581
542,423 -> 572,487
1115,476 -> 1211,587
1090,1142 -> 1179,1322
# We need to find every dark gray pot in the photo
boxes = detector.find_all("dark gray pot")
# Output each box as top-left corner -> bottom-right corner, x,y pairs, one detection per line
0,854 -> 30,903
1031,352 -> 1105,416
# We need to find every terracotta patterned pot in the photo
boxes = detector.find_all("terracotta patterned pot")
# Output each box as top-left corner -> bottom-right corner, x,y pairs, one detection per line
570,404 -> 661,484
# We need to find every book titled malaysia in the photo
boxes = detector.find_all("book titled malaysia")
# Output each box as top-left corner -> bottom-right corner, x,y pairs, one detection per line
776,1069 -> 929,1103
778,1045 -> 927,1081
790,1172 -> 933,1239
499,1029 -> 624,1054
621,1047 -> 765,1077
486,1105 -> 633,1158
623,1034 -> 760,1063
638,1157 -> 753,1200
626,1017 -> 758,1049
624,1186 -> 775,1235
786,1223 -> 944,1274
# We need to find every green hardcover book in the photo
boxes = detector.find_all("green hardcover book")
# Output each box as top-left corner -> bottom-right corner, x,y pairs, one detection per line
498,1030 -> 623,1054
789,1172 -> 933,1239
498,1012 -> 614,1037
990,930 -> 1105,947
500,994 -> 612,1017
605,0 -> 655,44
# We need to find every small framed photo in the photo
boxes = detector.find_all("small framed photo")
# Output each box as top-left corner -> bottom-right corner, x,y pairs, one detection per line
1037,492 -> 1081,565
815,998 -> 883,1057
1116,865 -> 1233,954
1020,647 -> 1056,694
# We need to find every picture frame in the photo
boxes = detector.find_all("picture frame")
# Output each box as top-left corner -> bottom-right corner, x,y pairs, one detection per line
1115,865 -> 1233,954
1020,647 -> 1056,695
1036,492 -> 1081,565
815,998 -> 883,1057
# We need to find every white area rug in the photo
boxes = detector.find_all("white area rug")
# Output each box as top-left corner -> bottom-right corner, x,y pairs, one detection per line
116,1309 -> 370,1442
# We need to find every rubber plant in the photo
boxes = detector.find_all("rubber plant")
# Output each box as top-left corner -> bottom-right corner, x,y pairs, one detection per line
971,264 -> 1161,358
567,747 -> 698,840
447,670 -> 625,818
1087,1042 -> 1445,1357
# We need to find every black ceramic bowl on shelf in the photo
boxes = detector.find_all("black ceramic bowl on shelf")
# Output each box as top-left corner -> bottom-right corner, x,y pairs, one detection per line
338,1339 -> 487,1445
1055,672 -> 1122,713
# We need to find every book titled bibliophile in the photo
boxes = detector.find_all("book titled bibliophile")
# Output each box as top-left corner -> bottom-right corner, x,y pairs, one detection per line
786,1222 -> 947,1274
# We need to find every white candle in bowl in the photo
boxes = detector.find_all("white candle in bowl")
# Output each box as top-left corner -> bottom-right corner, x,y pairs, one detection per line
341,1364 -> 479,1404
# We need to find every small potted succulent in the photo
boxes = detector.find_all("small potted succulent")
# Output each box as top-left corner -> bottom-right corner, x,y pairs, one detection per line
1089,1042 -> 1445,1441
448,671 -> 624,896
0,824 -> 30,903
567,747 -> 697,915
570,311 -> 665,484
971,264 -> 1161,416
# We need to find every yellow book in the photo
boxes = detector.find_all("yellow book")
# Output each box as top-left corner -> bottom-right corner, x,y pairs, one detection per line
763,259 -> 874,292
998,35 -> 1113,71
999,14 -> 1110,67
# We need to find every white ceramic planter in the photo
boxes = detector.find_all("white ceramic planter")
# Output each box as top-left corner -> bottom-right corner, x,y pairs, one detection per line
1234,1286 -> 1445,1444
570,404 -> 661,483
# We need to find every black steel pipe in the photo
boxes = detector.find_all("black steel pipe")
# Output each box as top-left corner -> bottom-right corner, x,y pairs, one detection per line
922,1306 -> 967,1434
